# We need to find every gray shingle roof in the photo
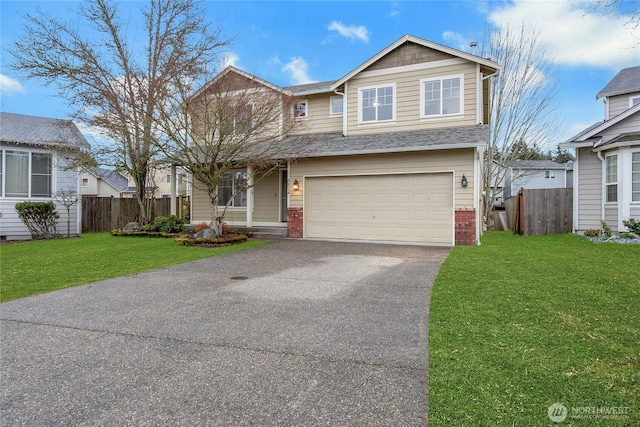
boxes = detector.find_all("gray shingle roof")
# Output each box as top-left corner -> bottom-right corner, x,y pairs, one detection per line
596,66 -> 640,99
278,125 -> 489,158
0,112 -> 89,149
90,167 -> 129,191
511,159 -> 570,170
284,80 -> 336,96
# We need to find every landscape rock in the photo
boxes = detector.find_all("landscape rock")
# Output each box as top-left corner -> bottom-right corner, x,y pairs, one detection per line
123,222 -> 141,232
193,227 -> 218,239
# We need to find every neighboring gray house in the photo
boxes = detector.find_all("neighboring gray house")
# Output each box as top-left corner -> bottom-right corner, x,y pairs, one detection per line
0,112 -> 90,240
503,159 -> 573,200
562,66 -> 640,233
80,167 -> 130,198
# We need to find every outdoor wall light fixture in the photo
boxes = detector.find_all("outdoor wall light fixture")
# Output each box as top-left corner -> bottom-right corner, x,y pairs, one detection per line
461,174 -> 468,188
292,179 -> 299,191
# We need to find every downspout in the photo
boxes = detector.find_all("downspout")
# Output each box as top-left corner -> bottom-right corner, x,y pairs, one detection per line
597,151 -> 605,224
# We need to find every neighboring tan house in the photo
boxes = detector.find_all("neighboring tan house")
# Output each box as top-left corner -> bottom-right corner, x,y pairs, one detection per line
0,112 -> 89,240
503,159 -> 573,200
81,167 -> 129,197
562,66 -> 640,233
189,35 -> 501,245
82,166 -> 188,199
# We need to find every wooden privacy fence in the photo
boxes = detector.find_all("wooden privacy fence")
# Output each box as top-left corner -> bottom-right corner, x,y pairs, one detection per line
506,188 -> 573,236
82,196 -> 189,232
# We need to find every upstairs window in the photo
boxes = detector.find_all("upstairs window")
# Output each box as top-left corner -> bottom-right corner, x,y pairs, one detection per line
605,154 -> 617,203
2,150 -> 52,198
360,84 -> 394,123
630,96 -> 640,108
218,171 -> 247,208
421,75 -> 462,117
632,152 -> 640,202
293,101 -> 307,119
330,96 -> 343,115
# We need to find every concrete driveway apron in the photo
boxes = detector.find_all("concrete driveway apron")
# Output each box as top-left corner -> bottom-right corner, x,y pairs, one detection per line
0,239 -> 449,426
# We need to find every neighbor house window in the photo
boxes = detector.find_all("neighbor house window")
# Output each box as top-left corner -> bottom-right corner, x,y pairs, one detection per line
632,152 -> 640,202
166,175 -> 171,183
2,150 -> 52,198
82,178 -> 89,187
545,170 -> 556,179
421,75 -> 462,117
293,101 -> 307,119
605,154 -> 617,203
330,96 -> 343,115
218,171 -> 247,208
360,84 -> 394,123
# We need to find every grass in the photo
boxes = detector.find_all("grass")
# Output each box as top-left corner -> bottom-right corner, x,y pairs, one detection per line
0,233 -> 269,302
429,232 -> 640,426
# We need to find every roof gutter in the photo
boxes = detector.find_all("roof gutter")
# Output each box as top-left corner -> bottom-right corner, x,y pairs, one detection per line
334,87 -> 347,136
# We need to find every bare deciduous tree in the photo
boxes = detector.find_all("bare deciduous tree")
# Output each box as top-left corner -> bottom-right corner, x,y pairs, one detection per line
480,25 -> 560,229
55,189 -> 79,238
157,67 -> 308,236
10,0 -> 228,224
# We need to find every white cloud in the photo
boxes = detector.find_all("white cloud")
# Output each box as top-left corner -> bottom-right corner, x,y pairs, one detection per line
223,52 -> 239,68
282,57 -> 315,85
442,31 -> 475,53
327,20 -> 370,43
488,0 -> 640,70
0,74 -> 25,94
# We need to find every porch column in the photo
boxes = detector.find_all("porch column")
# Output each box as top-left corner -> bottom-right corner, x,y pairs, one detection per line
170,164 -> 177,216
246,165 -> 253,228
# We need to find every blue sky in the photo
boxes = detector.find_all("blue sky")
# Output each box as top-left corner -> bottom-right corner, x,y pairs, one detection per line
1,0 -> 639,146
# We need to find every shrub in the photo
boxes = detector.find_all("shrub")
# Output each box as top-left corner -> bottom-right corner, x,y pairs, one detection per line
194,222 -> 209,233
622,218 -> 640,235
583,229 -> 601,237
601,220 -> 612,238
144,215 -> 185,233
15,201 -> 59,239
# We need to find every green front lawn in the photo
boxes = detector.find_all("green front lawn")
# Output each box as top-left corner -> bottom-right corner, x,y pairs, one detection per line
0,233 -> 268,302
429,232 -> 639,426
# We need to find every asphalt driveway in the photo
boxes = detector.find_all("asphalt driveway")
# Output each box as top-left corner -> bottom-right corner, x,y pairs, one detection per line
0,239 -> 449,426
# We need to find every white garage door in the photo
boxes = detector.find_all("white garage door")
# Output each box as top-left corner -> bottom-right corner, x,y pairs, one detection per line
304,173 -> 454,244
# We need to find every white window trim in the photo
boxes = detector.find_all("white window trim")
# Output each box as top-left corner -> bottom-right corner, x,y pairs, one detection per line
358,83 -> 396,125
420,74 -> 464,119
329,95 -> 343,116
292,100 -> 308,119
1,148 -> 54,199
605,153 -> 618,204
217,171 -> 248,208
632,149 -> 640,203
629,95 -> 640,108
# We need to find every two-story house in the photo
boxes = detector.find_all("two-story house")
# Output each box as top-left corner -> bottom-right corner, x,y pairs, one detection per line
189,35 -> 501,245
562,66 -> 640,233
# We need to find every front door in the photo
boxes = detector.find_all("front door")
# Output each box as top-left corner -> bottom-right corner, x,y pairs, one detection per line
280,169 -> 288,222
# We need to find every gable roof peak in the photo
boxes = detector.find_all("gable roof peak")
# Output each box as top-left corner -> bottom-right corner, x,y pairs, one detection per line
596,65 -> 640,99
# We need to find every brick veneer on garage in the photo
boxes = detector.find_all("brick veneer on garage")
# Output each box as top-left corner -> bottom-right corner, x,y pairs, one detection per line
455,208 -> 476,245
287,208 -> 304,238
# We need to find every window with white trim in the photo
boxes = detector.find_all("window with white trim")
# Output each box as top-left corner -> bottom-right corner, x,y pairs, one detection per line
360,84 -> 394,123
1,150 -> 52,198
605,154 -> 617,203
82,178 -> 89,187
421,75 -> 462,117
293,101 -> 307,119
545,170 -> 556,179
330,96 -> 343,115
632,152 -> 640,202
218,171 -> 247,208
629,96 -> 640,108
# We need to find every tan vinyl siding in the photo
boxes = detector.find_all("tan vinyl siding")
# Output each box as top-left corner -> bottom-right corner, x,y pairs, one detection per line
607,92 -> 640,118
346,61 -> 478,135
599,113 -> 640,140
292,93 -> 343,135
190,183 -> 246,223
289,148 -> 474,209
604,206 -> 618,231
576,147 -> 603,231
253,171 -> 280,222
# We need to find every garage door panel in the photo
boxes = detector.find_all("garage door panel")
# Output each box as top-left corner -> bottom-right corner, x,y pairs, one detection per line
304,173 -> 454,244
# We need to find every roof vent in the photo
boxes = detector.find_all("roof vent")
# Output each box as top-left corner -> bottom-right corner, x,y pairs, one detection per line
470,41 -> 477,55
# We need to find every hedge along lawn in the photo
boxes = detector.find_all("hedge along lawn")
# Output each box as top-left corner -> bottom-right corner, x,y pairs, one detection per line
429,232 -> 639,426
0,233 -> 269,302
